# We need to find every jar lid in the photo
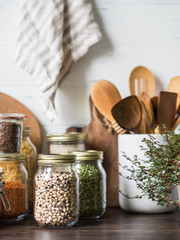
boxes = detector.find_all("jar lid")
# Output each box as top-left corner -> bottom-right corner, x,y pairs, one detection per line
70,150 -> 103,161
0,113 -> 27,120
0,152 -> 25,161
23,126 -> 31,135
38,154 -> 76,163
46,132 -> 87,142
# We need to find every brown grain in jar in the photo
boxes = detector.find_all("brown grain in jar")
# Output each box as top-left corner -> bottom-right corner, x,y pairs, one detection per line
0,114 -> 26,153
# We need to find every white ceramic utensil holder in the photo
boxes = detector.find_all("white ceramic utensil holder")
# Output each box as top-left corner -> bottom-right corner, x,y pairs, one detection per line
118,134 -> 177,213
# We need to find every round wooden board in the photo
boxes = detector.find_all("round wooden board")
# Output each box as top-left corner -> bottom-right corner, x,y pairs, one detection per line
0,92 -> 42,153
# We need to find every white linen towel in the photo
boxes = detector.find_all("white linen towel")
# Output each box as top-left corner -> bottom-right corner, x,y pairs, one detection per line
15,0 -> 102,121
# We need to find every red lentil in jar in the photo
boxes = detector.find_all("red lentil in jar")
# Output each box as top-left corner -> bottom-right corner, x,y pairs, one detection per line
0,153 -> 28,222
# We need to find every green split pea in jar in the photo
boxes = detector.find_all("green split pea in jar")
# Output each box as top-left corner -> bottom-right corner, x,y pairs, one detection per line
71,150 -> 106,219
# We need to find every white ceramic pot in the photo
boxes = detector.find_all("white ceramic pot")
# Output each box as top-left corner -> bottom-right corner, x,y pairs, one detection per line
118,134 -> 177,213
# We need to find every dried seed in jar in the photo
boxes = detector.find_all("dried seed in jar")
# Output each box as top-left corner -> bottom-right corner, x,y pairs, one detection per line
34,172 -> 78,228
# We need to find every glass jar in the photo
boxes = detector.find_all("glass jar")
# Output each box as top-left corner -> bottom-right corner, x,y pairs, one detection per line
72,150 -> 106,219
34,154 -> 79,228
21,126 -> 37,211
0,113 -> 26,153
46,132 -> 87,154
0,170 -> 11,214
0,153 -> 28,222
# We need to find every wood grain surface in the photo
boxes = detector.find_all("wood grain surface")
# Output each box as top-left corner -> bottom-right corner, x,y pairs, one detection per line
0,208 -> 179,240
66,97 -> 119,207
0,92 -> 42,153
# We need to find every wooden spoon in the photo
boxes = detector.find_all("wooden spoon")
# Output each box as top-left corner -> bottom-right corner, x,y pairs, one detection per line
157,91 -> 178,131
111,95 -> 142,134
91,80 -> 126,134
129,66 -> 155,99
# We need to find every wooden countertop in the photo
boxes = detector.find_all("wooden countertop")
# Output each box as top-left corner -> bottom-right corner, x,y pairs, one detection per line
0,208 -> 180,240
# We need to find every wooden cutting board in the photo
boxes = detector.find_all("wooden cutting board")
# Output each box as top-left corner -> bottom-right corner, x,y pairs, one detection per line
66,97 -> 119,207
0,92 -> 42,153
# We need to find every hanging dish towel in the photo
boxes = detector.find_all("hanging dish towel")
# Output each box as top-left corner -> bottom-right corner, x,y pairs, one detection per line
15,0 -> 102,121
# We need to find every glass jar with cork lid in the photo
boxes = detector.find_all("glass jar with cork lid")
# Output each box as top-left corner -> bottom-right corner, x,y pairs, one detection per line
46,132 -> 87,154
34,154 -> 79,228
21,126 -> 37,212
71,150 -> 106,219
0,153 -> 28,222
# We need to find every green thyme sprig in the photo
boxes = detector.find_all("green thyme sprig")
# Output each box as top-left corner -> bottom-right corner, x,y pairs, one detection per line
118,126 -> 180,206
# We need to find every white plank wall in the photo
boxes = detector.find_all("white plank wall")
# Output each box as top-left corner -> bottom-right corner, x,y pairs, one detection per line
0,0 -> 180,151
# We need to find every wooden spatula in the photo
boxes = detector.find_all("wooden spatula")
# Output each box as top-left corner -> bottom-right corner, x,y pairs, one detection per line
157,91 -> 178,130
129,66 -> 155,99
167,76 -> 180,118
111,95 -> 142,134
139,92 -> 155,133
168,76 -> 180,94
172,101 -> 180,131
172,116 -> 180,131
151,96 -> 158,118
91,80 -> 126,134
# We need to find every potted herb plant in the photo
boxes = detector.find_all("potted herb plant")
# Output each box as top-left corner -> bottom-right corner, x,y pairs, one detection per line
117,128 -> 180,213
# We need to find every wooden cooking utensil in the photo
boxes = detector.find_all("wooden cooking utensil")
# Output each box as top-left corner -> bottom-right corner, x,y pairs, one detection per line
66,97 -> 119,207
129,66 -> 155,99
168,76 -> 180,94
172,101 -> 180,131
140,92 -> 155,133
151,96 -> 158,118
0,92 -> 42,153
168,76 -> 180,114
91,80 -> 126,134
172,116 -> 180,131
111,95 -> 142,134
157,91 -> 178,131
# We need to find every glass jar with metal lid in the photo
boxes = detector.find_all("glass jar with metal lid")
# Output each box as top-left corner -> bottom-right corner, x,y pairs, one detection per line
0,153 -> 28,222
0,113 -> 26,153
21,126 -> 37,212
71,150 -> 106,219
34,154 -> 79,228
46,132 -> 87,154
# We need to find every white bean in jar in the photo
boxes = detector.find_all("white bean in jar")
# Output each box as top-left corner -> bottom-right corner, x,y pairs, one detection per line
34,154 -> 79,228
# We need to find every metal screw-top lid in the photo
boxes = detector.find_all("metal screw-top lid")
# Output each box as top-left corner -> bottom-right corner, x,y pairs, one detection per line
38,154 -> 76,164
70,150 -> 103,161
0,153 -> 25,161
23,126 -> 31,136
46,132 -> 87,142
0,169 -> 11,212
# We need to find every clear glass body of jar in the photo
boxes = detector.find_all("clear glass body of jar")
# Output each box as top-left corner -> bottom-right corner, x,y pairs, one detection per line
72,151 -> 106,219
46,132 -> 87,154
34,154 -> 79,228
21,127 -> 37,212
0,113 -> 26,153
0,153 -> 28,222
